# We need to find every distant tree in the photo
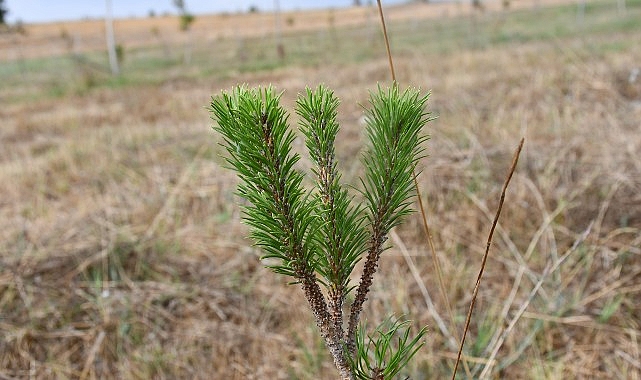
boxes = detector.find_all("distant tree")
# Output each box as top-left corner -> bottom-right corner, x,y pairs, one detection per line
173,0 -> 195,31
0,0 -> 9,25
172,0 -> 195,64
472,0 -> 485,11
353,0 -> 362,6
14,19 -> 26,35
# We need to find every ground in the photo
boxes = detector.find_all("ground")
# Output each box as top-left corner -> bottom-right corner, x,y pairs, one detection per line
1,0 -> 641,378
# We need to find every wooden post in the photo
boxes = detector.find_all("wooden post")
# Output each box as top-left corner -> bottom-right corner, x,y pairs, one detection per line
274,0 -> 285,60
105,0 -> 120,75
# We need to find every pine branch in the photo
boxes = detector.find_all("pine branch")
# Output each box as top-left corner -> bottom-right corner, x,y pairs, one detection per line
209,85 -> 334,350
347,86 -> 431,355
296,85 -> 369,377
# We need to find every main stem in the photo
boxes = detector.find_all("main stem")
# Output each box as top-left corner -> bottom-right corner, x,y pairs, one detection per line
299,273 -> 352,379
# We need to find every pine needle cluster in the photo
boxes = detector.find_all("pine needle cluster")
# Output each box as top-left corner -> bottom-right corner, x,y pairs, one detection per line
209,84 -> 432,379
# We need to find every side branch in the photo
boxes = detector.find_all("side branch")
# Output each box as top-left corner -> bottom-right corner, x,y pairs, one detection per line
346,231 -> 386,355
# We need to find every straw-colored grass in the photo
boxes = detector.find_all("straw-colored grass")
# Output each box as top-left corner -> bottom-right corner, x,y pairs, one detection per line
1,0 -> 640,378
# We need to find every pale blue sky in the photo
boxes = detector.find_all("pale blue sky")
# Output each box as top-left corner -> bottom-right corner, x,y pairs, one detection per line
5,0 -> 407,23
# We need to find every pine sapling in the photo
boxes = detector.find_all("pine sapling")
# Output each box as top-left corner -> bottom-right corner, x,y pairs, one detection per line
209,84 -> 432,379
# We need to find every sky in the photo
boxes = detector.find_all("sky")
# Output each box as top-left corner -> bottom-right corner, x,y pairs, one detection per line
5,0 -> 407,24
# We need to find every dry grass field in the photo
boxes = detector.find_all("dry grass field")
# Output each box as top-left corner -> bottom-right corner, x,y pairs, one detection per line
1,0 -> 641,378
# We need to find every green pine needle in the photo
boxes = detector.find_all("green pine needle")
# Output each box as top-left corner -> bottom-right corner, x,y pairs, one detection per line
361,85 -> 431,236
209,85 -> 318,279
349,317 -> 428,380
296,85 -> 369,293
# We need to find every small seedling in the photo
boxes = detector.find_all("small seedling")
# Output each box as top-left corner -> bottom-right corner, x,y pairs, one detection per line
209,84 -> 432,379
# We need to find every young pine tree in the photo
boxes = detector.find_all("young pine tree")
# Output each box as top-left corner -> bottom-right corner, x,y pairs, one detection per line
209,84 -> 431,379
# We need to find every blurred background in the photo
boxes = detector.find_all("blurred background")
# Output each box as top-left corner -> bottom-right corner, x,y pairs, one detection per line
1,0 -> 640,378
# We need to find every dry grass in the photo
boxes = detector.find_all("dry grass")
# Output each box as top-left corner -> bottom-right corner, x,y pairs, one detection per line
1,0 -> 570,61
1,0 -> 641,379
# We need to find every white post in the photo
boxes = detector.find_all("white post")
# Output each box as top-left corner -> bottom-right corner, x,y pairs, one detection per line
617,0 -> 626,15
274,0 -> 284,59
576,0 -> 585,26
105,0 -> 120,75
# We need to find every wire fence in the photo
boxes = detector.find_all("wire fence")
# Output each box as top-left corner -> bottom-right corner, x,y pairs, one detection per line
1,0 -> 637,99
